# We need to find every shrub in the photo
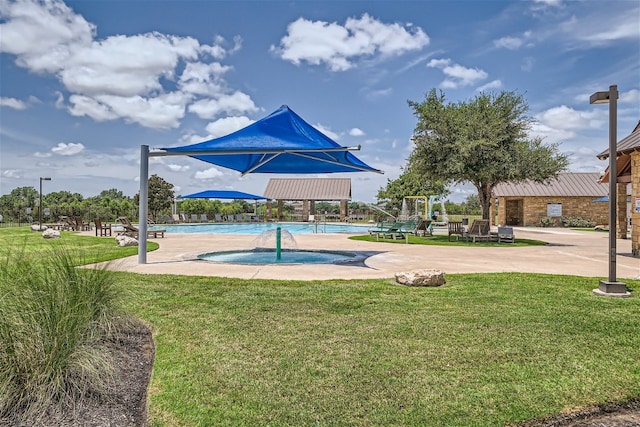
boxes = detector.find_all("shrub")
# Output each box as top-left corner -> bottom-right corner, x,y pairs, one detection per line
560,216 -> 597,228
539,217 -> 557,227
0,244 -> 130,422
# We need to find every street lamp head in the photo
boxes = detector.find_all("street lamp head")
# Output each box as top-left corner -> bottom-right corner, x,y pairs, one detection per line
589,91 -> 610,104
41,177 -> 51,181
590,85 -> 619,105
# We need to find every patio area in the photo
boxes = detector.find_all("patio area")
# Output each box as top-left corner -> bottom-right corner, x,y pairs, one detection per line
91,227 -> 640,281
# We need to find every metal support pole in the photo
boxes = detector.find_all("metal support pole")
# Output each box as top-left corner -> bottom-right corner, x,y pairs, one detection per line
590,84 -> 628,297
138,145 -> 149,264
607,85 -> 617,283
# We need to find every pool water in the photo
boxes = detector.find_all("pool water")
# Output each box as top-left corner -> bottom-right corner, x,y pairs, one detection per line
198,249 -> 358,264
154,222 -> 370,235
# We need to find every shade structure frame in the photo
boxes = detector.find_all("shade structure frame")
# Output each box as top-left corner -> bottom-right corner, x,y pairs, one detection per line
138,105 -> 382,264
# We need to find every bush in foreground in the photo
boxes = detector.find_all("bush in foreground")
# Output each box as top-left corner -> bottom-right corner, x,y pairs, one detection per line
0,245 -> 130,423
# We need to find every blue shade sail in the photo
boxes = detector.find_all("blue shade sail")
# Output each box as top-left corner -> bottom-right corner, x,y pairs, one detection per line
181,190 -> 268,200
161,105 -> 381,175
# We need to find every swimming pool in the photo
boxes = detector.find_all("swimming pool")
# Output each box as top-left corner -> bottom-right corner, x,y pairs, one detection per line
152,222 -> 371,235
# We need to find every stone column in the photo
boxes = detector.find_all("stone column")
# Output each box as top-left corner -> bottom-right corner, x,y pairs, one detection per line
631,152 -> 640,257
302,200 -> 309,221
277,200 -> 284,222
340,200 -> 348,222
617,182 -> 628,239
265,201 -> 272,221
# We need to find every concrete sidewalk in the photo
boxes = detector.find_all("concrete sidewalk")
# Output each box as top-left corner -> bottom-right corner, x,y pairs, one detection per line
96,227 -> 640,281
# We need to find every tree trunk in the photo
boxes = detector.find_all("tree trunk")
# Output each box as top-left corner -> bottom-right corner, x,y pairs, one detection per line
476,183 -> 493,221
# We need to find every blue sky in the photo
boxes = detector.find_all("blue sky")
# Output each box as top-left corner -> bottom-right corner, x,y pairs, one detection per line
1,0 -> 638,203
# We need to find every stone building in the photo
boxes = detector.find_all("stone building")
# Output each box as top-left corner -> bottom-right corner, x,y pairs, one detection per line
598,120 -> 640,257
492,173 -> 608,227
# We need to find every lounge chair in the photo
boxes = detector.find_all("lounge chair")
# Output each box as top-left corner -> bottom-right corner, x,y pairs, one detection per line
116,216 -> 165,238
214,214 -> 223,222
368,221 -> 406,241
448,221 -> 465,241
497,226 -> 515,243
200,214 -> 208,222
465,219 -> 492,243
94,218 -> 112,237
400,218 -> 432,236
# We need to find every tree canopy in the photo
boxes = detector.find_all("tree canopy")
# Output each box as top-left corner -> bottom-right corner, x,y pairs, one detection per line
408,89 -> 568,220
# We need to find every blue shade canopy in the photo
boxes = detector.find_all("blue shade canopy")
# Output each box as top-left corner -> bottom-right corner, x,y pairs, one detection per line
181,190 -> 268,200
160,105 -> 382,175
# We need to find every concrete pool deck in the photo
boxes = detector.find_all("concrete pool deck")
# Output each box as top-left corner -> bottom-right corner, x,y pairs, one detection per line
92,227 -> 640,281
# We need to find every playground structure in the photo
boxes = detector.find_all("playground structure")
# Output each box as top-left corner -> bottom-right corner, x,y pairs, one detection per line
400,195 -> 448,226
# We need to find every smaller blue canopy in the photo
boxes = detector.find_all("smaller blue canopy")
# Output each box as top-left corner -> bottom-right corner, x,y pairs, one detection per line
181,190 -> 268,200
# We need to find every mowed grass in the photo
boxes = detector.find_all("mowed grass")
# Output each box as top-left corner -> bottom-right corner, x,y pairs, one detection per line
123,272 -> 640,426
0,226 -> 158,263
2,227 -> 638,425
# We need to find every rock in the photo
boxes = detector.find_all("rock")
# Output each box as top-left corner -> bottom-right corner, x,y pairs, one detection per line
42,229 -> 61,239
116,235 -> 138,247
395,269 -> 446,287
32,224 -> 47,231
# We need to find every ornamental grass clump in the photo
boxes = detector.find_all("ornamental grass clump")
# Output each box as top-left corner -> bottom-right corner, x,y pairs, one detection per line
0,244 -> 129,423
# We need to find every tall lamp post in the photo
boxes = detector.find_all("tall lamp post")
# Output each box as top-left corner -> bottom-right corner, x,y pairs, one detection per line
589,85 -> 629,297
39,177 -> 51,230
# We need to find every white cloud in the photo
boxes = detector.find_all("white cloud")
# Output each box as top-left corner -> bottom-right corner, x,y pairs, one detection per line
188,91 -> 257,119
179,61 -> 231,96
33,151 -> 52,158
0,0 -> 253,130
536,105 -> 590,130
205,116 -> 254,138
0,0 -> 95,73
51,142 -> 85,156
167,164 -> 190,172
620,88 -> 639,104
0,97 -> 27,110
427,58 -> 488,89
476,80 -> 502,92
194,167 -> 224,180
494,36 -> 523,50
349,128 -> 365,137
69,92 -> 189,129
272,13 -> 429,71
1,169 -> 22,179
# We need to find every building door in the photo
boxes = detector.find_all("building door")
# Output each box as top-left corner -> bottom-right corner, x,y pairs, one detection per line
505,199 -> 523,226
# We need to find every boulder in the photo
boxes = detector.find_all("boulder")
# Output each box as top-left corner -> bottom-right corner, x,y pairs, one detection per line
116,235 -> 138,247
42,228 -> 60,239
395,269 -> 446,287
32,224 -> 47,231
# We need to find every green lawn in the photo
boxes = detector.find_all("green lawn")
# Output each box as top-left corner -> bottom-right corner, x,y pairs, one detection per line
2,228 -> 639,426
126,273 -> 639,426
0,226 -> 158,263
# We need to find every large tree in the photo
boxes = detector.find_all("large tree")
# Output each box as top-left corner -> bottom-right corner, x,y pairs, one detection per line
135,174 -> 175,220
408,89 -> 568,220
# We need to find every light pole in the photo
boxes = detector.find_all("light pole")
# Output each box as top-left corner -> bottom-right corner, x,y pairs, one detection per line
39,177 -> 51,230
589,85 -> 629,297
